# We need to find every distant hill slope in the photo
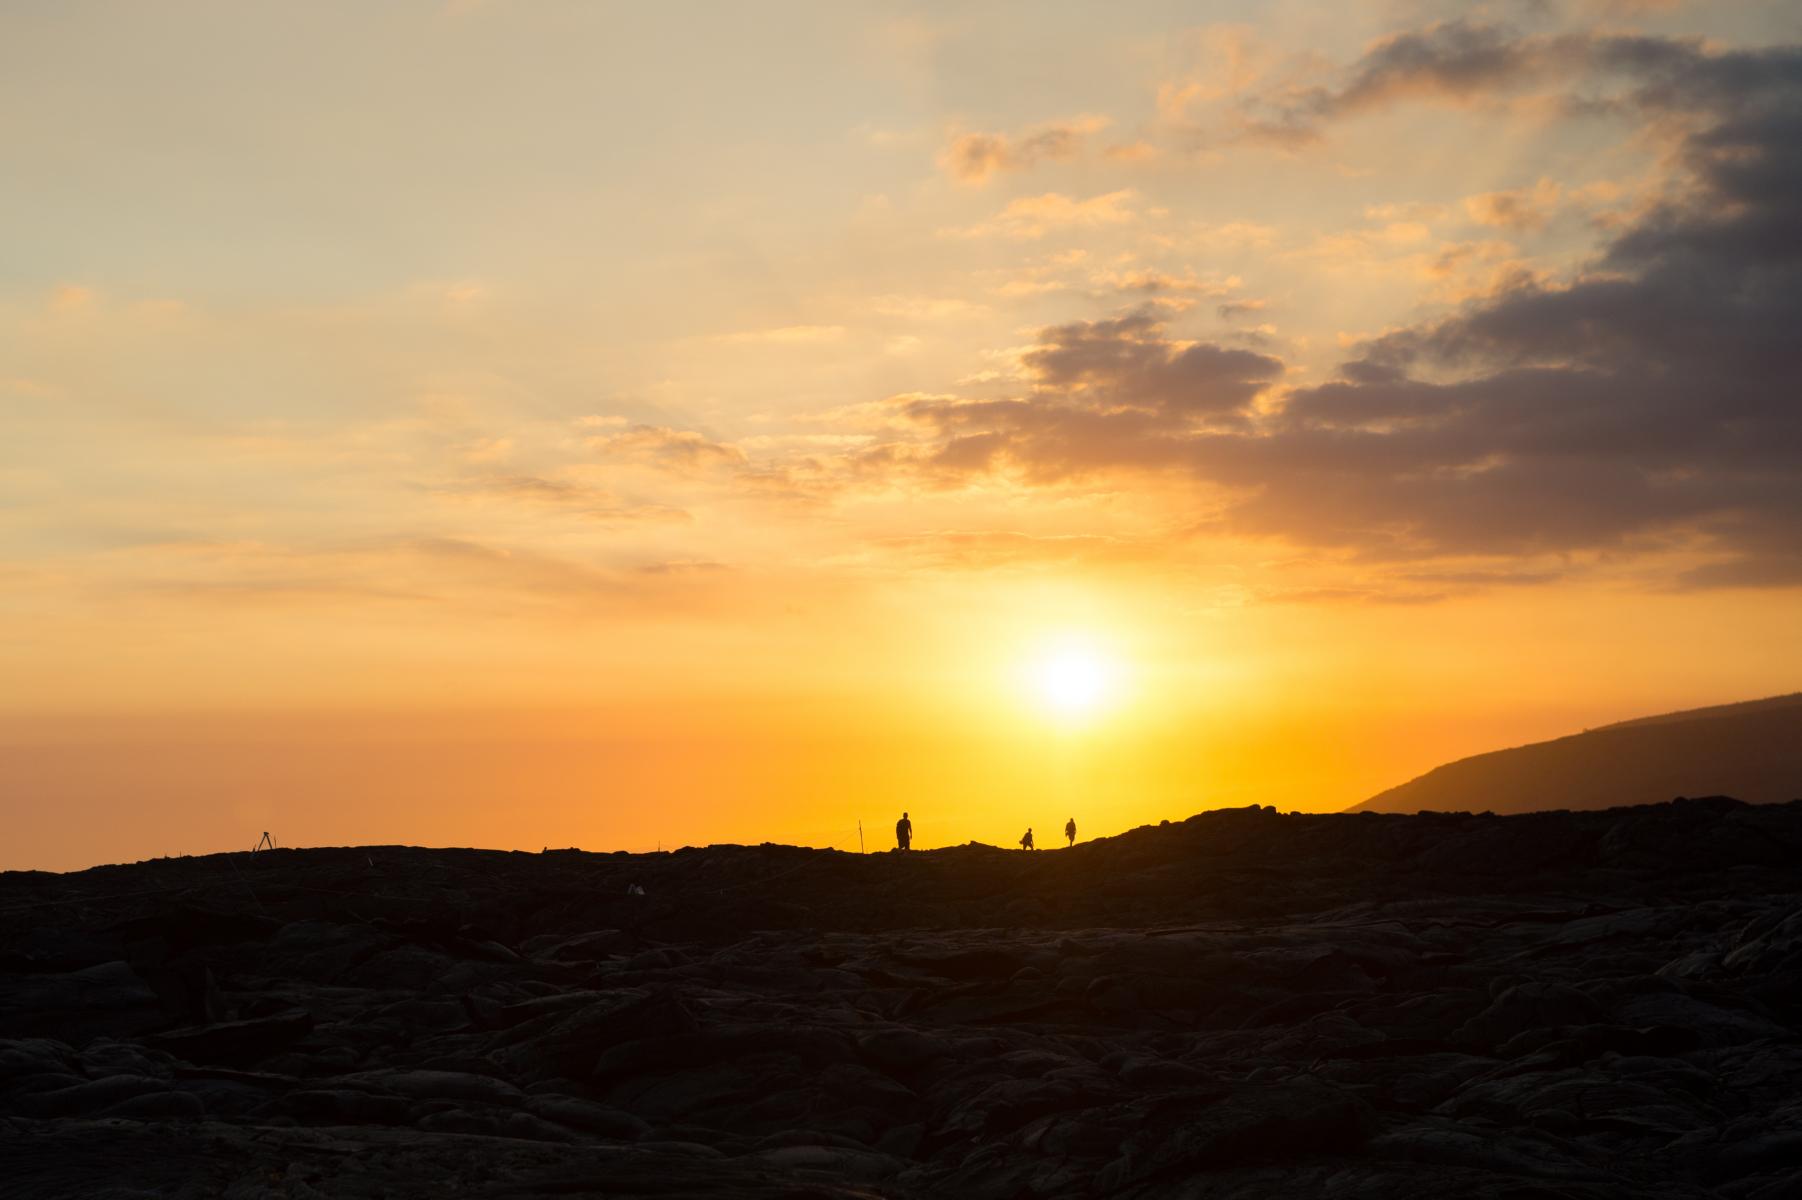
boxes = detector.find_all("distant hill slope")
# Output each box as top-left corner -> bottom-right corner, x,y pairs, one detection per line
1352,693 -> 1802,814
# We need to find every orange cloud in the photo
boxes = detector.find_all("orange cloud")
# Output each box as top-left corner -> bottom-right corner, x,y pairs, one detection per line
588,425 -> 748,472
951,190 -> 1139,239
1464,178 -> 1564,231
939,116 -> 1110,183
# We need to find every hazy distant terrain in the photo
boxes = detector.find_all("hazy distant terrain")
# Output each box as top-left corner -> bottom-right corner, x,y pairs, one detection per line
1352,694 -> 1802,815
6,800 -> 1802,1196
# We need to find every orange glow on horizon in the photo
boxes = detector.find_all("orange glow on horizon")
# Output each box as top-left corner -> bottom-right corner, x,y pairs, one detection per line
3,4 -> 1800,871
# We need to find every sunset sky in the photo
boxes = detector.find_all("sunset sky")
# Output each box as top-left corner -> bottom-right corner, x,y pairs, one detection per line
4,1 -> 1800,870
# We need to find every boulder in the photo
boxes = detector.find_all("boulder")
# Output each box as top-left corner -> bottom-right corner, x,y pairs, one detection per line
0,961 -> 168,1042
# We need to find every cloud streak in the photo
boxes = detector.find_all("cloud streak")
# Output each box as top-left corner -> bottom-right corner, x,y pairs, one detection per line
588,425 -> 748,473
949,190 -> 1139,239
432,475 -> 691,523
940,117 -> 1110,183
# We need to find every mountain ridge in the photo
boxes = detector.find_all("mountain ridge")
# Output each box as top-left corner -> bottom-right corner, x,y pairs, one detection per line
1352,692 -> 1802,814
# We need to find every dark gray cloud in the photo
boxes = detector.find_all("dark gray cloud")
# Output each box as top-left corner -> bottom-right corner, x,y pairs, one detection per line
1237,21 -> 1570,143
879,31 -> 1802,587
866,312 -> 1281,486
1021,312 -> 1284,417
1238,20 -> 1798,145
1330,21 -> 1561,111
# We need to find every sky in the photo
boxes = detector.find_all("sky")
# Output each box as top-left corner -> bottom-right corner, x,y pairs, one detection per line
3,0 -> 1800,870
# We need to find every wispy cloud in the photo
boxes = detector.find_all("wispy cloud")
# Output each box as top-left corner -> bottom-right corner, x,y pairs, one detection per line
430,474 -> 691,522
948,190 -> 1140,239
939,116 -> 1111,183
714,325 -> 846,345
588,425 -> 748,473
1463,177 -> 1565,230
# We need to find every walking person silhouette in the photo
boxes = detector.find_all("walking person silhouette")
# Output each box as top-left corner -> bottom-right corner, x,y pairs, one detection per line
1065,817 -> 1076,847
1020,827 -> 1035,851
895,811 -> 913,851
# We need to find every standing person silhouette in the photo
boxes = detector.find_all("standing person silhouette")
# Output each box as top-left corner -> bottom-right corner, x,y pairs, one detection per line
1065,817 -> 1076,847
1020,827 -> 1035,851
895,811 -> 913,852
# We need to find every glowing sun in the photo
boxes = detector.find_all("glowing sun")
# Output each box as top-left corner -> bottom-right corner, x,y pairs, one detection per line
1027,640 -> 1123,721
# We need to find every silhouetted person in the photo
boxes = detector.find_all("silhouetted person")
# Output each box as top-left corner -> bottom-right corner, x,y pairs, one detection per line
1065,817 -> 1076,847
896,811 -> 913,851
1020,827 -> 1035,851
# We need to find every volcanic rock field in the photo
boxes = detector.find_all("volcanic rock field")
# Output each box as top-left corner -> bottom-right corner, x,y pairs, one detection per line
5,797 -> 1802,1198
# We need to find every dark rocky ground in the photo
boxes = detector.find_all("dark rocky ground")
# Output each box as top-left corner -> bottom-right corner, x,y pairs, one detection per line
5,797 -> 1802,1198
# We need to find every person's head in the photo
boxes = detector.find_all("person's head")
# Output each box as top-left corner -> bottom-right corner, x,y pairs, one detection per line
902,811 -> 909,819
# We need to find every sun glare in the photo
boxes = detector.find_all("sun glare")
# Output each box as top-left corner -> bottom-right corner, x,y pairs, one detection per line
1027,640 -> 1123,722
